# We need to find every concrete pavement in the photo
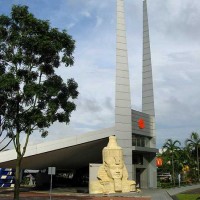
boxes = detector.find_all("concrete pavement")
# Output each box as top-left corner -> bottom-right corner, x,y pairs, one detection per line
0,184 -> 199,200
136,184 -> 200,200
98,184 -> 200,200
166,184 -> 200,196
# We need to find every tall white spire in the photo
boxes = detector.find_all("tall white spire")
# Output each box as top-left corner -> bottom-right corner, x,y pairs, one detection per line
142,0 -> 156,152
115,0 -> 132,179
142,0 -> 155,117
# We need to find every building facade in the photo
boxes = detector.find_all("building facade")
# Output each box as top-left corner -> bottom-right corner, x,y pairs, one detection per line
115,0 -> 157,188
0,0 -> 158,189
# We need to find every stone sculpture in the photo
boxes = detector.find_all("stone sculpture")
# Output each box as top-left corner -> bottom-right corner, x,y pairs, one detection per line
90,136 -> 136,194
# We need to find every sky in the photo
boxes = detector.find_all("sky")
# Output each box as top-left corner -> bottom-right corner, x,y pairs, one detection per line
1,0 -> 200,149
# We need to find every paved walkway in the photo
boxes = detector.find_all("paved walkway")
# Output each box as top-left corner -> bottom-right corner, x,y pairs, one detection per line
167,184 -> 200,196
93,184 -> 200,200
138,184 -> 200,200
0,184 -> 199,200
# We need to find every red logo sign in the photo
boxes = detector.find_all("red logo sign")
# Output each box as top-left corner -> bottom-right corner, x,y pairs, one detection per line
138,118 -> 145,129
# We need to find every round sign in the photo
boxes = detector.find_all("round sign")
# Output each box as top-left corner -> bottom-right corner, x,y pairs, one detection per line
156,158 -> 163,167
138,118 -> 145,129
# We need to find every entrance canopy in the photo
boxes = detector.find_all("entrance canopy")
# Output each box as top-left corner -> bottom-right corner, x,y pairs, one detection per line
0,127 -> 114,170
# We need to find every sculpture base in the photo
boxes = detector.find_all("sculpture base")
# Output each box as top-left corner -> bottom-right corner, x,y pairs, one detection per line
89,136 -> 137,194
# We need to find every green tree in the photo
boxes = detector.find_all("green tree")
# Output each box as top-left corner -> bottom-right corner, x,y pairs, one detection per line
185,132 -> 200,181
0,115 -> 12,151
162,139 -> 181,186
180,145 -> 193,167
0,5 -> 78,200
177,145 -> 194,183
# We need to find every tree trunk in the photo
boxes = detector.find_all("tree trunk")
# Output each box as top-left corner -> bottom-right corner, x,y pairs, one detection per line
14,155 -> 22,200
197,146 -> 199,181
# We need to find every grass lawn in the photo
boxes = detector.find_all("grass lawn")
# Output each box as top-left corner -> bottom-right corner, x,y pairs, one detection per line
176,194 -> 200,200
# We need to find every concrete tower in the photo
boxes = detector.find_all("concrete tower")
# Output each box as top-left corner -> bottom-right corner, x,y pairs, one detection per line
142,0 -> 157,188
142,0 -> 155,117
115,0 -> 133,179
142,0 -> 156,148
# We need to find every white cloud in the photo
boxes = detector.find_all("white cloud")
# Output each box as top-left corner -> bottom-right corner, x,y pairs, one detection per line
67,22 -> 76,29
95,16 -> 103,28
81,11 -> 91,18
2,0 -> 200,149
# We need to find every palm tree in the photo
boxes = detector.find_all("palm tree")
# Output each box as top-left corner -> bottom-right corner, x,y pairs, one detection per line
178,145 -> 194,183
162,139 -> 181,186
185,132 -> 200,181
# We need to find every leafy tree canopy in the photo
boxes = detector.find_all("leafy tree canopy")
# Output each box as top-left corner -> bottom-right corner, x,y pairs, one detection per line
0,5 -> 79,199
0,5 -> 79,154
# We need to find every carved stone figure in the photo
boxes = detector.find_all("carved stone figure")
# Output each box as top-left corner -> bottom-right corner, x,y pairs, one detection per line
90,136 -> 136,194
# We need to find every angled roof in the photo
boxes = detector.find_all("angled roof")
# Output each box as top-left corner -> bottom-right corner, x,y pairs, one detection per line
0,127 -> 115,169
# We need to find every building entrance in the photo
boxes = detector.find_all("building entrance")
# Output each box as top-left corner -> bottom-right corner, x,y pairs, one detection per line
136,168 -> 146,188
136,168 -> 141,188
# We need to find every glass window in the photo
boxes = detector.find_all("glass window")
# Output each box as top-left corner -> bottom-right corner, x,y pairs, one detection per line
132,135 -> 148,147
132,138 -> 137,146
141,138 -> 145,147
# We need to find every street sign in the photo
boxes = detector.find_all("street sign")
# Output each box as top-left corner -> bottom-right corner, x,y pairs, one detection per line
48,167 -> 56,175
48,167 -> 56,200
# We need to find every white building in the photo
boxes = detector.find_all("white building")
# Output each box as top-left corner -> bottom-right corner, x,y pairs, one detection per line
0,0 -> 157,189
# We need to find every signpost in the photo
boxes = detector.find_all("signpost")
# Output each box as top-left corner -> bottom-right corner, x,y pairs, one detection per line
48,167 -> 56,200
